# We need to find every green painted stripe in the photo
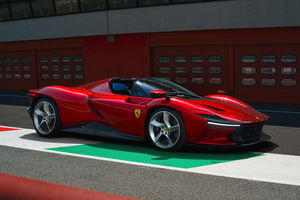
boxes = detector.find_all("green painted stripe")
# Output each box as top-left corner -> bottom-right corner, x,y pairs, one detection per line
48,143 -> 261,169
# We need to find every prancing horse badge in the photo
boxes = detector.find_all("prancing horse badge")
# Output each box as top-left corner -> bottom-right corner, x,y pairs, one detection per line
135,109 -> 141,118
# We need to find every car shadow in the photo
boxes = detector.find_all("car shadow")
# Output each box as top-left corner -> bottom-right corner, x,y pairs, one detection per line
62,132 -> 278,154
19,131 -> 104,144
66,132 -> 278,153
20,131 -> 278,162
184,141 -> 278,154
79,142 -> 271,163
61,135 -> 280,162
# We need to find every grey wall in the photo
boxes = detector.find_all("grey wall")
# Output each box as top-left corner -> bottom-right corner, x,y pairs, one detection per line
0,11 -> 107,42
109,0 -> 300,34
0,0 -> 300,42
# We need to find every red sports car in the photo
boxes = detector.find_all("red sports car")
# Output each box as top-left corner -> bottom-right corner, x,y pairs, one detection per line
27,77 -> 270,150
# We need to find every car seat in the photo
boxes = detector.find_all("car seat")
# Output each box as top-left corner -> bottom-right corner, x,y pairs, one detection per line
112,82 -> 130,95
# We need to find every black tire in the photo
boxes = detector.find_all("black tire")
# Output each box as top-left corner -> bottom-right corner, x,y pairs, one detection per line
146,107 -> 186,151
32,98 -> 61,137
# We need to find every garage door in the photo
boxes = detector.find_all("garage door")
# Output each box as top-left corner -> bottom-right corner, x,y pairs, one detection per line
36,48 -> 85,88
0,51 -> 36,90
235,45 -> 300,104
152,46 -> 231,96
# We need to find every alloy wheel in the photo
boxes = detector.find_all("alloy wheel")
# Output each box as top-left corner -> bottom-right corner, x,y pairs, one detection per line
33,101 -> 56,135
149,111 -> 180,149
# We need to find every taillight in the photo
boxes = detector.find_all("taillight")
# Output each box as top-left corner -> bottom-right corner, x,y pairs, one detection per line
28,93 -> 36,104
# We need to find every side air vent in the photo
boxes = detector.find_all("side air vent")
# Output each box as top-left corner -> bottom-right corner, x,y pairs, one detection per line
87,100 -> 105,119
205,105 -> 224,111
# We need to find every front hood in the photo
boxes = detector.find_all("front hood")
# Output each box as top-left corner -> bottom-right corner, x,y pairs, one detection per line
186,98 -> 268,123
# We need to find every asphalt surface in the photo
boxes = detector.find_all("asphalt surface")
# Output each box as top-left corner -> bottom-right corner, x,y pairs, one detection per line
0,95 -> 300,200
1,145 -> 299,200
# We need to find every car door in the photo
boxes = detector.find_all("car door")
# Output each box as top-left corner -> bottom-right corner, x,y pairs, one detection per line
89,92 -> 151,137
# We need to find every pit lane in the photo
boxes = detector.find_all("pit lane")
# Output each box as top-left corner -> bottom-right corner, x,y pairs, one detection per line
0,97 -> 300,200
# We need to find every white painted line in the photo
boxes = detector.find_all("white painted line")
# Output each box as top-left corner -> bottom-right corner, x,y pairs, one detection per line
259,109 -> 300,114
189,153 -> 300,186
0,127 -> 99,149
1,125 -> 300,186
44,150 -> 300,186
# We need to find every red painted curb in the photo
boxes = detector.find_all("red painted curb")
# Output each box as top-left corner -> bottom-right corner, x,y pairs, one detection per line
0,127 -> 19,132
0,173 -> 140,200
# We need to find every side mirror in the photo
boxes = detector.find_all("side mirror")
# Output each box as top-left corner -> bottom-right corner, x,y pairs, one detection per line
217,90 -> 226,94
150,90 -> 166,98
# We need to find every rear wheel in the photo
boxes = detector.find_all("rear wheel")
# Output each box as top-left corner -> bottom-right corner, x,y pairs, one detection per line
32,98 -> 61,137
146,108 -> 186,151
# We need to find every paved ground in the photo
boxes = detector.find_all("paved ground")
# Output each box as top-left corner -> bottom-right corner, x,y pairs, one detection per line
0,145 -> 299,200
0,95 -> 299,200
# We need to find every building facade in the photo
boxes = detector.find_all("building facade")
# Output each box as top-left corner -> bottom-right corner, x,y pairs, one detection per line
0,0 -> 300,104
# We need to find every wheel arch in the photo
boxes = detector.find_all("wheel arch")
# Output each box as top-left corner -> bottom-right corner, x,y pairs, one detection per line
29,86 -> 92,127
30,95 -> 59,116
145,105 -> 179,125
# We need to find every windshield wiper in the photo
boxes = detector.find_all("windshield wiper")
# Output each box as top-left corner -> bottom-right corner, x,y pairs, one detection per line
166,92 -> 200,98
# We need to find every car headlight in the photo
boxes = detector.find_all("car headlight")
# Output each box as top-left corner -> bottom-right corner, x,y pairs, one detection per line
198,114 -> 241,127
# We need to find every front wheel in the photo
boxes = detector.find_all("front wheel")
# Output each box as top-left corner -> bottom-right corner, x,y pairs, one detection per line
146,108 -> 186,151
32,98 -> 61,137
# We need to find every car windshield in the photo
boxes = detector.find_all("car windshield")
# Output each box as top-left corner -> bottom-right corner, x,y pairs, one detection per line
132,77 -> 201,99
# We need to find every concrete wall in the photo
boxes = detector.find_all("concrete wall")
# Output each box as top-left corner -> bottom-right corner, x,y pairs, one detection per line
109,0 -> 300,34
0,12 -> 107,42
0,0 -> 300,42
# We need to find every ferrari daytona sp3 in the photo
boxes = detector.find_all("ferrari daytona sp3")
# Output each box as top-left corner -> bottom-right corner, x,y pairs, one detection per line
27,77 -> 270,150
